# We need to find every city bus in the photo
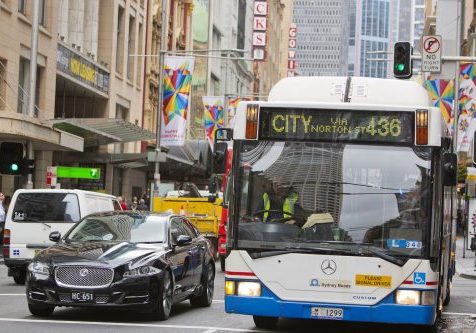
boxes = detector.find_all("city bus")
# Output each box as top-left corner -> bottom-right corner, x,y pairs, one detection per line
219,76 -> 457,331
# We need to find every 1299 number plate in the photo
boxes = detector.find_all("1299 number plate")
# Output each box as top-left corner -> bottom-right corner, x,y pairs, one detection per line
71,292 -> 94,302
310,307 -> 344,319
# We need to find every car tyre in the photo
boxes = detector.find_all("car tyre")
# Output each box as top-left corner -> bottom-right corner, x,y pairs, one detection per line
220,255 -> 225,272
190,261 -> 215,307
153,271 -> 173,321
13,270 -> 26,285
253,315 -> 278,329
28,303 -> 55,317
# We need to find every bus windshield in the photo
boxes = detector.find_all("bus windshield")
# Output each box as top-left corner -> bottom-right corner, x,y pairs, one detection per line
233,141 -> 433,262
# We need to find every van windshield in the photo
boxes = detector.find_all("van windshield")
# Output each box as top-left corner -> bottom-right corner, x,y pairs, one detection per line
12,193 -> 80,222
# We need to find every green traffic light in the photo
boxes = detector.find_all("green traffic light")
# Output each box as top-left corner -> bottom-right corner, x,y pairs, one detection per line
395,63 -> 405,72
10,163 -> 19,172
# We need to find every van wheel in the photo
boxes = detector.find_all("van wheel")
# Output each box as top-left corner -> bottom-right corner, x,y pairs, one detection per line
220,255 -> 225,272
13,270 -> 26,285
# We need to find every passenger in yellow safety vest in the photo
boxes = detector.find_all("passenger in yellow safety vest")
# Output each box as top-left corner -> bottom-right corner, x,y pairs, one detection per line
256,183 -> 300,223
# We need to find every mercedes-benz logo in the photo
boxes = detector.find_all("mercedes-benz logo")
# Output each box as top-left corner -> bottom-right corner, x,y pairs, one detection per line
79,268 -> 89,277
321,259 -> 337,275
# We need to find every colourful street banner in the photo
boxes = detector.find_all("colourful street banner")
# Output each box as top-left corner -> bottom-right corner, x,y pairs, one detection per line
227,97 -> 250,127
202,96 -> 225,150
458,63 -> 476,152
161,56 -> 195,146
425,79 -> 454,134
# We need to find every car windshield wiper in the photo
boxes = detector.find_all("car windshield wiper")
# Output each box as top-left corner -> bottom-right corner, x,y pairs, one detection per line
139,241 -> 164,244
356,243 -> 405,266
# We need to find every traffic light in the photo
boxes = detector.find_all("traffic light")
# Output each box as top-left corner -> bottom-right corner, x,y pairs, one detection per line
393,41 -> 413,79
0,142 -> 24,175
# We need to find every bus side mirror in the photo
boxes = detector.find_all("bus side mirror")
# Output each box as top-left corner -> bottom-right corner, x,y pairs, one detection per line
443,153 -> 457,186
213,142 -> 228,174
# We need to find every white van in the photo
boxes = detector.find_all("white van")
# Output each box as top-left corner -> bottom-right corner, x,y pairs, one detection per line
3,189 -> 121,284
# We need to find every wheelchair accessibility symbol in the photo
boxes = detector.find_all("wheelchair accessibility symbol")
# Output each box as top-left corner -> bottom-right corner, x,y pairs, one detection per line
413,272 -> 426,285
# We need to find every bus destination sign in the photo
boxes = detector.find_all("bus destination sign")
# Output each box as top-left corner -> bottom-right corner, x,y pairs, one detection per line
259,108 -> 414,144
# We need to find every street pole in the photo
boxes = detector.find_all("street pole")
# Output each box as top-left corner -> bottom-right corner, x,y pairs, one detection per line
152,0 -> 168,208
26,0 -> 40,189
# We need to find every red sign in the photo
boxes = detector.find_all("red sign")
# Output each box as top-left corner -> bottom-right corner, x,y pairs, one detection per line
252,1 -> 268,61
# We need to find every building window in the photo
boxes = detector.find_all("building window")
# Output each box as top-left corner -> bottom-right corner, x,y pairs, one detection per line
116,5 -> 125,75
236,0 -> 246,50
17,57 -> 40,117
127,14 -> 136,81
0,59 -> 6,110
18,0 -> 25,13
38,0 -> 46,26
136,21 -> 143,86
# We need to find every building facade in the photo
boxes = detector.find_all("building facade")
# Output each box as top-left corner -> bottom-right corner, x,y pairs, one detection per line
52,0 -> 152,199
349,0 -> 399,78
0,0 -> 153,198
293,0 -> 350,76
0,0 -> 84,197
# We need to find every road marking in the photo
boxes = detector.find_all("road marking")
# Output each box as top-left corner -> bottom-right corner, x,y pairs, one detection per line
443,312 -> 476,317
0,294 -> 226,302
0,317 -> 267,332
202,330 -> 217,333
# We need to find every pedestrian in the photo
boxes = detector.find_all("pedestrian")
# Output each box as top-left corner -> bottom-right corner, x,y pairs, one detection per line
137,198 -> 148,211
119,196 -> 128,210
0,193 -> 6,245
131,196 -> 138,210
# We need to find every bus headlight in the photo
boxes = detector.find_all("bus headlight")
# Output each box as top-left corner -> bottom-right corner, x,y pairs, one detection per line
421,291 -> 436,305
395,290 -> 420,305
225,281 -> 236,295
237,281 -> 261,297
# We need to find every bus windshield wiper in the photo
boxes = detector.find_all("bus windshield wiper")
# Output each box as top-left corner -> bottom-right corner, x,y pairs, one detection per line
357,243 -> 405,266
248,246 -> 353,259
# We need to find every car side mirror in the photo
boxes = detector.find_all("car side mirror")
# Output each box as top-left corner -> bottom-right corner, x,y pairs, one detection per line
49,231 -> 61,243
176,234 -> 192,246
443,152 -> 457,186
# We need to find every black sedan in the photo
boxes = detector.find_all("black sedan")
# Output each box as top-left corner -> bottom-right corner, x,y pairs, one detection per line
26,211 -> 215,320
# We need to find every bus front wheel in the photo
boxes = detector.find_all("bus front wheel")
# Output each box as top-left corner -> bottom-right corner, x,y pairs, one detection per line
253,315 -> 278,329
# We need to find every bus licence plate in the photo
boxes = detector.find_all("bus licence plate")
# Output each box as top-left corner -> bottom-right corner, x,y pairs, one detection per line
311,307 -> 344,319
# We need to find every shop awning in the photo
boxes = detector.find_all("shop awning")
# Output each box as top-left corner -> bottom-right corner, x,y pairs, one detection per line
51,118 -> 155,146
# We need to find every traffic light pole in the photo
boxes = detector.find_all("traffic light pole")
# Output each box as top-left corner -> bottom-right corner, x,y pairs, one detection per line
152,0 -> 168,209
25,0 -> 40,189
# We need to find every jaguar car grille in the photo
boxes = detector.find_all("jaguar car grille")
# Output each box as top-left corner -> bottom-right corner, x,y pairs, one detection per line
55,266 -> 114,289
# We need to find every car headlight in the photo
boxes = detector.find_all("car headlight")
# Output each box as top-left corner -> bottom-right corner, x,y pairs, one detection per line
28,262 -> 50,276
237,281 -> 261,297
395,290 -> 420,305
123,266 -> 161,277
225,280 -> 236,295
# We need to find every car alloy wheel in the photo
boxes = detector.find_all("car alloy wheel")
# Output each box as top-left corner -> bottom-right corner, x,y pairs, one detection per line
162,272 -> 173,317
206,262 -> 215,304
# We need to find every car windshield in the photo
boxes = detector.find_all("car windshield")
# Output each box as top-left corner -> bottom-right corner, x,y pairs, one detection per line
66,213 -> 167,243
233,141 -> 432,262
